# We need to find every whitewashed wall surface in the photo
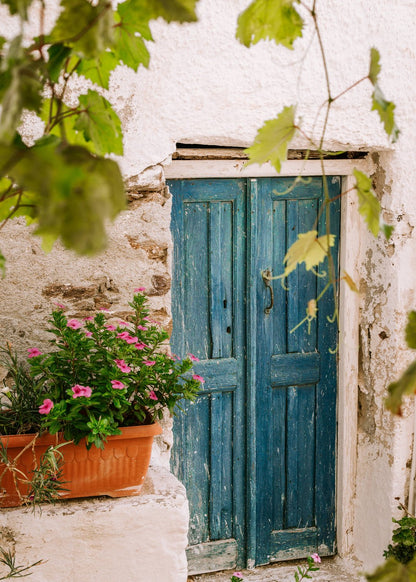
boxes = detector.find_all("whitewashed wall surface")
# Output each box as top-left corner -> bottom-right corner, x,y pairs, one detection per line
1,0 -> 416,572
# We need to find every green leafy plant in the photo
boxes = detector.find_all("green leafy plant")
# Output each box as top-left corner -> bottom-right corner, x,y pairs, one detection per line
383,504 -> 416,565
0,0 -> 200,272
25,290 -> 202,449
228,554 -> 321,582
0,546 -> 42,579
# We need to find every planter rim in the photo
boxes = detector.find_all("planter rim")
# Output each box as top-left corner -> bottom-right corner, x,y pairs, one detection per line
0,422 -> 162,448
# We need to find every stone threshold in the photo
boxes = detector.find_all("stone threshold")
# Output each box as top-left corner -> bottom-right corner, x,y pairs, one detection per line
188,556 -> 365,582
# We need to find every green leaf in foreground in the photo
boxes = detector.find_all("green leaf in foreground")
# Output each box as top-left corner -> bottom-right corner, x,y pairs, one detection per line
353,169 -> 381,237
281,229 -> 336,279
236,0 -> 303,49
369,47 -> 381,86
372,85 -> 400,143
48,0 -> 114,59
366,556 -> 416,582
386,361 -> 416,415
245,105 -> 297,172
0,249 -> 5,278
76,52 -> 119,89
4,139 -> 126,255
74,90 -> 123,156
406,312 -> 416,350
0,0 -> 34,19
129,0 -> 198,23
47,44 -> 72,83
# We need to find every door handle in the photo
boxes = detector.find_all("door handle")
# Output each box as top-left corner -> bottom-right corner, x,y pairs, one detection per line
261,269 -> 274,314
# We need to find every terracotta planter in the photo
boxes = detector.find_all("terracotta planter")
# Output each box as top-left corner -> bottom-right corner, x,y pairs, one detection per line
0,423 -> 162,507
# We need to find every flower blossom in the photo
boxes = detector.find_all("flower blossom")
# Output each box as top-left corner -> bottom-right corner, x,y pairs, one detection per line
125,335 -> 138,344
114,359 -> 131,373
67,319 -> 82,330
311,554 -> 321,564
111,380 -> 126,390
99,307 -> 110,312
187,353 -> 199,362
144,360 -> 156,367
54,303 -> 66,310
137,325 -> 147,331
149,390 -> 158,401
117,331 -> 131,340
105,324 -> 117,331
134,287 -> 145,292
72,385 -> 92,398
193,374 -> 205,383
135,342 -> 148,350
83,316 -> 94,321
85,331 -> 93,338
118,321 -> 128,327
39,398 -> 54,414
28,348 -> 42,358
232,574 -> 243,580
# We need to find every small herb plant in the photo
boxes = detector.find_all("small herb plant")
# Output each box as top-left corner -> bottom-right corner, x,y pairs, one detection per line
229,554 -> 321,582
23,290 -> 202,449
384,504 -> 416,565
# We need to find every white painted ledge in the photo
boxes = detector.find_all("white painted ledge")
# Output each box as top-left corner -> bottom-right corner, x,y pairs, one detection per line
0,467 -> 189,582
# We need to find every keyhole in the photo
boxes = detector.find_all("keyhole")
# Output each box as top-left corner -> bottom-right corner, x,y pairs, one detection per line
226,326 -> 231,334
223,300 -> 227,308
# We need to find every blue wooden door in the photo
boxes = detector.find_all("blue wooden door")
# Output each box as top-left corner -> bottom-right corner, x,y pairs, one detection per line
168,176 -> 340,573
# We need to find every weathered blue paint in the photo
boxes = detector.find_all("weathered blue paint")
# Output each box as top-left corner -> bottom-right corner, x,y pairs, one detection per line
168,176 -> 341,573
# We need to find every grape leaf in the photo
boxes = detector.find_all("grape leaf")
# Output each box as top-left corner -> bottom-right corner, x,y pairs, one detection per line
76,52 -> 119,89
369,47 -> 381,85
385,361 -> 416,415
47,44 -> 72,83
125,0 -> 198,23
48,0 -> 114,59
372,85 -> 400,143
7,139 -> 126,254
366,556 -> 416,582
0,0 -> 33,19
281,230 -> 336,278
353,169 -> 381,237
74,90 -> 123,156
116,1 -> 153,40
405,312 -> 416,350
113,15 -> 150,70
236,0 -> 303,49
245,105 -> 297,172
0,58 -> 43,143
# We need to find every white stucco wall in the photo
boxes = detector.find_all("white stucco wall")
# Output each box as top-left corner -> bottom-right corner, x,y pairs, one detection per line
1,0 -> 416,574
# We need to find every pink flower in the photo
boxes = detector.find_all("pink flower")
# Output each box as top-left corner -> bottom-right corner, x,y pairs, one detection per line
111,380 -> 125,390
125,335 -> 138,344
85,331 -> 93,338
311,554 -> 321,564
118,321 -> 128,327
67,319 -> 82,330
99,307 -> 110,312
137,325 -> 147,331
54,303 -> 65,310
134,287 -> 145,292
143,316 -> 150,321
144,360 -> 156,366
39,398 -> 54,414
71,384 -> 92,398
105,324 -> 116,331
193,374 -> 205,383
28,348 -> 42,358
149,390 -> 158,400
135,342 -> 148,350
117,331 -> 131,339
187,353 -> 199,362
232,574 -> 243,580
114,359 -> 131,373
83,316 -> 94,321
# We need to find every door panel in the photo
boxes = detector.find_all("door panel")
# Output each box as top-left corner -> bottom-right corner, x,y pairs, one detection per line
168,176 -> 340,573
170,179 -> 247,573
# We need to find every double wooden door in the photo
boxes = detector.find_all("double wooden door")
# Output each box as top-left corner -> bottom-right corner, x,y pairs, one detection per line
168,176 -> 340,573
